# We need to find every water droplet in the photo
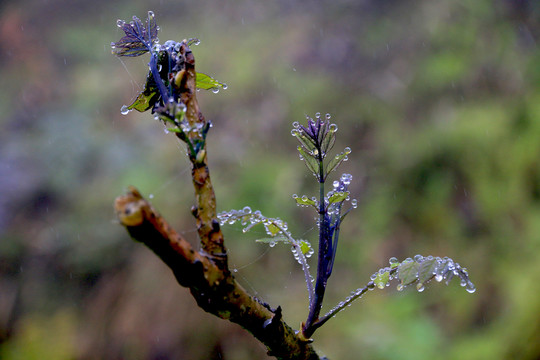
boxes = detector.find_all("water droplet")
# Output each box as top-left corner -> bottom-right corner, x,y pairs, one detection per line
435,274 -> 443,282
351,199 -> 358,208
222,83 -> 228,90
147,10 -> 155,19
340,173 -> 353,185
329,124 -> 338,132
212,88 -> 220,94
416,282 -> 425,292
120,105 -> 130,115
414,254 -> 424,262
269,241 -> 276,247
315,112 -> 321,119
325,113 -> 331,120
370,273 -> 377,281
117,19 -> 125,28
243,206 -> 252,214
389,257 -> 399,265
149,194 -> 154,199
344,147 -> 351,154
397,283 -> 404,291
466,282 -> 476,293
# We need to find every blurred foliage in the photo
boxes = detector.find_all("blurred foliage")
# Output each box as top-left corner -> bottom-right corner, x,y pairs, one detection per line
1,0 -> 540,359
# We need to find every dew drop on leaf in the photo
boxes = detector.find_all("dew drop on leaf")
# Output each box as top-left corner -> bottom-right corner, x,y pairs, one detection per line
466,281 -> 476,293
120,105 -> 130,115
416,282 -> 425,292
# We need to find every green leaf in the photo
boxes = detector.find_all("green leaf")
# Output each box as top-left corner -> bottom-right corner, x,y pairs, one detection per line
263,222 -> 281,237
299,240 -> 313,256
320,128 -> 336,155
294,132 -> 318,154
325,151 -> 348,178
294,195 -> 317,207
398,260 -> 420,286
297,146 -> 320,179
195,72 -> 226,91
418,257 -> 438,284
328,191 -> 349,204
126,72 -> 160,112
374,270 -> 390,289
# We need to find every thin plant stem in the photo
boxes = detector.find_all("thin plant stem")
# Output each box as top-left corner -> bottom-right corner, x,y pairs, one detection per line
272,221 -> 314,305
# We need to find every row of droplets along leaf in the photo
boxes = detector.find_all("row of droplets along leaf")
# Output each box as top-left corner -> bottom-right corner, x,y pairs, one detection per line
217,207 -> 314,260
321,255 -> 476,321
370,255 -> 476,293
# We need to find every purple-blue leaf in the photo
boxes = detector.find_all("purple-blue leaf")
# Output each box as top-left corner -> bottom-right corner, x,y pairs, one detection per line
111,11 -> 159,57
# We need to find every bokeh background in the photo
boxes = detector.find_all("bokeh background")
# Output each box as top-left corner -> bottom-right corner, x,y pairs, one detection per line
1,0 -> 540,359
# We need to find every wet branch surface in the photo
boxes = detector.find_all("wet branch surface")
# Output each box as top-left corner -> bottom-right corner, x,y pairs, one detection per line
113,41 -> 325,360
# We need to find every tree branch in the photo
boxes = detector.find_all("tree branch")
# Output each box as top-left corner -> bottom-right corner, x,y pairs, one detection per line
113,40 -> 326,359
114,187 -> 323,360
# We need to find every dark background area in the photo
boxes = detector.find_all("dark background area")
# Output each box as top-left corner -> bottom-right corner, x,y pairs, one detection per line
1,0 -> 540,359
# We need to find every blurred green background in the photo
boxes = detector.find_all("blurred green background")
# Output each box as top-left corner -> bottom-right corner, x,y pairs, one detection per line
1,0 -> 540,359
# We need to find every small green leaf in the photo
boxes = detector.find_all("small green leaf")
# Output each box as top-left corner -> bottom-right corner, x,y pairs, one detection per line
374,271 -> 390,289
325,151 -> 348,178
398,260 -> 420,286
295,196 -> 317,207
196,72 -> 226,91
328,191 -> 349,204
126,72 -> 160,112
320,129 -> 336,155
297,146 -> 320,179
299,240 -> 313,255
295,132 -> 318,154
264,222 -> 281,237
418,257 -> 438,284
